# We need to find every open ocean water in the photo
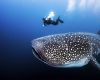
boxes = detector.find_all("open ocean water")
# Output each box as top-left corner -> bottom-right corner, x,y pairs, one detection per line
0,0 -> 100,80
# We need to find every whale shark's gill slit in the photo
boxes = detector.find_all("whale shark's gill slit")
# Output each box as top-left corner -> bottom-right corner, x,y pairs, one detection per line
91,56 -> 100,70
91,45 -> 100,69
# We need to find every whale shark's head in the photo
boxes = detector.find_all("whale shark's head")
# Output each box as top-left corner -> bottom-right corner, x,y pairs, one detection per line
32,38 -> 47,62
32,33 -> 94,67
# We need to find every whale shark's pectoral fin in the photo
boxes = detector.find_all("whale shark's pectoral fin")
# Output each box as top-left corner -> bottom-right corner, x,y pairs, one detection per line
91,56 -> 100,70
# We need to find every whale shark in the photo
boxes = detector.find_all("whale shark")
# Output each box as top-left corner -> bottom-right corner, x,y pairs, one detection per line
32,32 -> 100,69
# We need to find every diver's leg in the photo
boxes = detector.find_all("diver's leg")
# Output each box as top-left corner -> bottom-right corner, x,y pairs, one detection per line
59,19 -> 64,23
55,19 -> 60,25
57,17 -> 64,23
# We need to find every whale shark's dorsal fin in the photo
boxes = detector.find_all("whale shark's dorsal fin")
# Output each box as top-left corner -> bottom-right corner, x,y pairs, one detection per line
97,30 -> 100,35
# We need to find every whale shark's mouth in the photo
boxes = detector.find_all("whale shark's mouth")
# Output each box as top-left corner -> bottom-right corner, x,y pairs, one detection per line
32,46 -> 48,63
32,39 -> 45,61
32,47 -> 42,60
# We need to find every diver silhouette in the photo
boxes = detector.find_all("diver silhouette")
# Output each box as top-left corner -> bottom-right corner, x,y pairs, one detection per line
42,16 -> 64,26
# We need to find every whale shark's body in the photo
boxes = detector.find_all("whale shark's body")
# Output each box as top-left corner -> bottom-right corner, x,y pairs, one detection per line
32,32 -> 100,69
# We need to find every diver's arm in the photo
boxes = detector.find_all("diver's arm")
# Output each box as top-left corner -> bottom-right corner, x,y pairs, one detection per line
42,18 -> 47,26
52,21 -> 58,25
43,23 -> 47,26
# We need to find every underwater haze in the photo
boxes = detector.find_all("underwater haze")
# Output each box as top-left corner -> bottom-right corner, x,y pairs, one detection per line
1,0 -> 100,80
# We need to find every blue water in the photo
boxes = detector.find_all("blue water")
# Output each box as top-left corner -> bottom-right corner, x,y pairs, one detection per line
1,0 -> 100,80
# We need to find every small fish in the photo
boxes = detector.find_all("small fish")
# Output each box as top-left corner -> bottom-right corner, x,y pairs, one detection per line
32,32 -> 100,69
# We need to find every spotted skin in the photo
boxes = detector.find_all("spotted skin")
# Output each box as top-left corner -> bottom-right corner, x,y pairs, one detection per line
32,32 -> 100,68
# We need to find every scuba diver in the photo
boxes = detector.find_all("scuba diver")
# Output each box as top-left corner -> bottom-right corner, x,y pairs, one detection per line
42,16 -> 64,26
